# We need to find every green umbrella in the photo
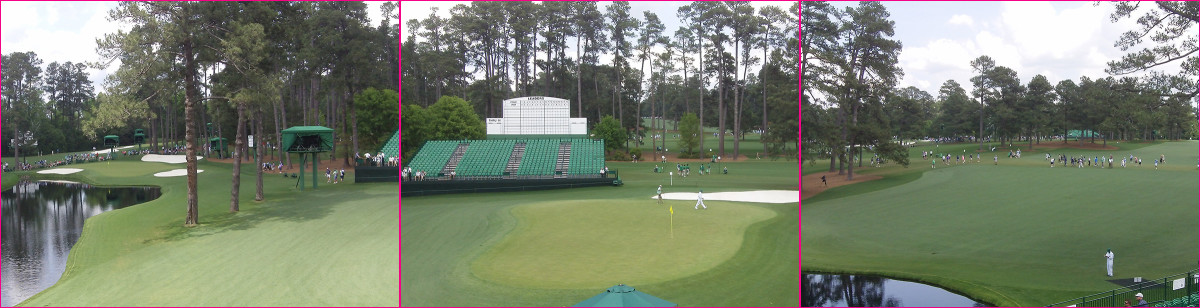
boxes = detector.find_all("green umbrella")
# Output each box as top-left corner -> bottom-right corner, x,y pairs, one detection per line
573,284 -> 676,307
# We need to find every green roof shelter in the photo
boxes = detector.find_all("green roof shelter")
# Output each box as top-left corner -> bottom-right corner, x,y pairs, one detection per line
573,284 -> 676,307
209,137 -> 229,159
133,129 -> 146,144
103,135 -> 120,147
281,126 -> 335,191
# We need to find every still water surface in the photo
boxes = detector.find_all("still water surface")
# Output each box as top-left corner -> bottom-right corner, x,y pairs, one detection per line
803,272 -> 990,307
1,180 -> 160,307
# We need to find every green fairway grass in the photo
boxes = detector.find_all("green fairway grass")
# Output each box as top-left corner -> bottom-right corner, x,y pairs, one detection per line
472,199 -> 775,289
401,158 -> 799,306
8,159 -> 399,306
802,141 -> 1199,306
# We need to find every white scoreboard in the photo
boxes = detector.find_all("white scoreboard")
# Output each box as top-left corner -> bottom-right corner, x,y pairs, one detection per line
486,96 -> 587,135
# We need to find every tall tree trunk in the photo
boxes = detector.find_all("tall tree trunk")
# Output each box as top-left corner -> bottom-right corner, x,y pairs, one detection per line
697,35 -> 705,156
620,77 -> 627,150
829,150 -> 836,172
544,39 -> 550,97
329,90 -> 338,163
349,91 -> 359,166
577,36 -> 583,118
231,102 -> 245,213
762,31 -> 769,146
150,111 -> 158,153
733,40 -> 742,160
718,74 -> 725,157
183,36 -> 200,227
281,87 -> 291,168
255,107 -> 264,201
301,82 -> 309,126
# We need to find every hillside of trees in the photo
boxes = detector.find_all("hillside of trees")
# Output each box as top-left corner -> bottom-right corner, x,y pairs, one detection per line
401,1 -> 800,164
802,1 -> 1198,180
2,1 -> 400,224
3,2 -> 400,163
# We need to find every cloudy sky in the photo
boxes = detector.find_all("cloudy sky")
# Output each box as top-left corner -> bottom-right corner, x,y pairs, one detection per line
825,1 -> 1189,100
1,1 -> 399,94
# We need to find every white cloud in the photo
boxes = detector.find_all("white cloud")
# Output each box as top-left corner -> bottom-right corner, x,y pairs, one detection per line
1,2 -> 41,41
44,6 -> 59,25
947,14 -> 973,26
973,30 -> 1023,73
1000,2 -> 1104,59
2,2 -> 128,94
883,1 -> 1188,100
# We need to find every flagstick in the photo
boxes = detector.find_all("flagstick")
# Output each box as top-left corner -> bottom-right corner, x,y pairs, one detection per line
670,206 -> 674,239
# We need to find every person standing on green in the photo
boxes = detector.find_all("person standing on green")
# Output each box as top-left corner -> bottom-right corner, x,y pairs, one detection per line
1105,249 -> 1115,277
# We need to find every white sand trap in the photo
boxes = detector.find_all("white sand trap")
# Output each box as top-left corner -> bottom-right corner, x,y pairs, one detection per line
36,168 -> 84,175
653,190 -> 799,204
142,154 -> 202,164
39,180 -> 82,184
154,169 -> 203,177
89,145 -> 134,155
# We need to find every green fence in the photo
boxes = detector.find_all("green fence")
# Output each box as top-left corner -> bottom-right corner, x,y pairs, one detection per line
1049,270 -> 1199,307
401,177 -> 616,197
355,166 -> 398,183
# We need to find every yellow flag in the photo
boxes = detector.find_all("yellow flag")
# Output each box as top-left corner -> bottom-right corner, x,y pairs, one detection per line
670,205 -> 673,215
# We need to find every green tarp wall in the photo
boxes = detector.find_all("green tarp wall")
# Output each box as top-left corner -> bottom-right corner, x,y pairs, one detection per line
356,166 -> 399,183
401,177 -> 615,197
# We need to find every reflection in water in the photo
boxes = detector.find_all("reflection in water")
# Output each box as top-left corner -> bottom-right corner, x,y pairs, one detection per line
803,273 -> 989,307
1,181 -> 160,307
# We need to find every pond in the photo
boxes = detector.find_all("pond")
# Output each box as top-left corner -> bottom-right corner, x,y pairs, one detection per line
803,272 -> 991,307
1,180 -> 161,307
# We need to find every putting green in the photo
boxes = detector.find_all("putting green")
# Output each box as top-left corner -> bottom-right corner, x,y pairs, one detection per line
472,199 -> 775,289
803,141 -> 1199,306
402,158 -> 798,307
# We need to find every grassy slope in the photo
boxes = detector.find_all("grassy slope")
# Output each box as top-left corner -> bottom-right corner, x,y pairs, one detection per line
401,159 -> 799,307
16,159 -> 399,306
802,141 -> 1199,306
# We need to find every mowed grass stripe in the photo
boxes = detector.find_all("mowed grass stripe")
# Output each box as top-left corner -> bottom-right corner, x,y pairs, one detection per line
17,160 -> 399,306
802,141 -> 1198,306
401,159 -> 799,307
471,200 -> 775,289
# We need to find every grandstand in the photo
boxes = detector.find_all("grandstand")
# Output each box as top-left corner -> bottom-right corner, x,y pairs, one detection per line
378,131 -> 399,161
402,97 -> 612,196
355,130 -> 400,183
406,138 -> 604,180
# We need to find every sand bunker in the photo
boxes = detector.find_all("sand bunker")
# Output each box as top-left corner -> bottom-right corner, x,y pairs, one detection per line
89,145 -> 134,155
36,168 -> 84,175
39,180 -> 82,184
154,169 -> 203,177
142,154 -> 201,164
652,190 -> 798,204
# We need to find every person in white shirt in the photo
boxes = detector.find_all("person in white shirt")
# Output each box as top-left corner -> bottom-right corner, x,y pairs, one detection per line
695,190 -> 707,209
1105,249 -> 1114,277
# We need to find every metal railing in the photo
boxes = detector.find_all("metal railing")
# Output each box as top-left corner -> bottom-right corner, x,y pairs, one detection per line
1049,270 -> 1198,307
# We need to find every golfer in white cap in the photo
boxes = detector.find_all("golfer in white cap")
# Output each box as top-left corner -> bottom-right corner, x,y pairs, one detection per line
1105,249 -> 1114,277
695,190 -> 707,209
657,185 -> 663,205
